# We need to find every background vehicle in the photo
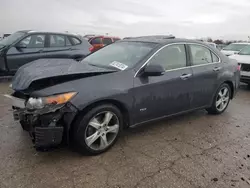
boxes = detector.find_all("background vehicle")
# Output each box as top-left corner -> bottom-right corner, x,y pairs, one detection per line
88,36 -> 121,52
9,36 -> 240,155
3,34 -> 11,38
0,30 -> 92,75
229,45 -> 250,86
221,42 -> 250,56
205,42 -> 217,49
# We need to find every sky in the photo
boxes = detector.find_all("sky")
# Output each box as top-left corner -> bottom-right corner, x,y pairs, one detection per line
1,0 -> 250,40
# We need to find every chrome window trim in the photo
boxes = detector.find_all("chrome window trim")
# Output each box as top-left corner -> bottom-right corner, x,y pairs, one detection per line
134,42 -> 221,77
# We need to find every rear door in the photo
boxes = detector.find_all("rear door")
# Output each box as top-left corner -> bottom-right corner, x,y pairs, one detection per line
6,34 -> 46,71
133,44 -> 194,123
43,34 -> 72,58
188,44 -> 222,109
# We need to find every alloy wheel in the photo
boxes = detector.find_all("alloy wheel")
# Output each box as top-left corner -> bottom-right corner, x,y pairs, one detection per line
84,111 -> 119,151
216,87 -> 230,112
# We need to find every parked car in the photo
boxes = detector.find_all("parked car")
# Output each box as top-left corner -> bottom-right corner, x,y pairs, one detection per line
221,43 -> 250,56
7,36 -> 240,155
229,45 -> 250,86
3,34 -> 11,38
0,30 -> 92,75
88,36 -> 121,52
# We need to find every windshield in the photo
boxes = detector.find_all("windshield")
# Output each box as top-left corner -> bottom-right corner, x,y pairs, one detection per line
239,46 -> 250,55
0,31 -> 26,47
223,43 -> 249,51
83,41 -> 156,70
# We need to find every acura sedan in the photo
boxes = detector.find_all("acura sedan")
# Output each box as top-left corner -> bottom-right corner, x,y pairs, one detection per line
7,36 -> 240,155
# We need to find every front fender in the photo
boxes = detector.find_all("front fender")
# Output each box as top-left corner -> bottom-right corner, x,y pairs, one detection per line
71,88 -> 133,112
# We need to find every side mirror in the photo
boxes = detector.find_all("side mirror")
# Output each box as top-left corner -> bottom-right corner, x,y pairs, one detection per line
143,64 -> 165,76
16,43 -> 27,49
234,51 -> 239,54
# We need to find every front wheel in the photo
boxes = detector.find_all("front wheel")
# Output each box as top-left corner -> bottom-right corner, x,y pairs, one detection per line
72,104 -> 123,155
206,83 -> 231,115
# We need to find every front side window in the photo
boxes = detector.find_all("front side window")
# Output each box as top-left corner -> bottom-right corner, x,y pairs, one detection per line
148,44 -> 187,70
189,44 -> 212,65
50,35 -> 65,47
19,34 -> 45,48
71,37 -> 81,45
103,38 -> 112,45
84,42 -> 156,70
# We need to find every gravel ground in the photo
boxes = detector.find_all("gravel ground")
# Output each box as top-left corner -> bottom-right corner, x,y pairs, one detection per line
0,83 -> 250,188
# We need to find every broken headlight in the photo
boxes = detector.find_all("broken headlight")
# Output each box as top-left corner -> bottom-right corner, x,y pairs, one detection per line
26,92 -> 77,109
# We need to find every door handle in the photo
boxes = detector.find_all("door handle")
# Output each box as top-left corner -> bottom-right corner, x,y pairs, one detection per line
180,73 -> 192,80
213,67 -> 222,72
38,50 -> 43,53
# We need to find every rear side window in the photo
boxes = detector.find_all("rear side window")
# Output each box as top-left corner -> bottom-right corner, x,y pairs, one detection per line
65,37 -> 72,46
90,37 -> 102,45
148,44 -> 187,70
71,37 -> 81,45
103,38 -> 112,45
49,35 -> 66,47
189,44 -> 212,65
212,53 -> 219,62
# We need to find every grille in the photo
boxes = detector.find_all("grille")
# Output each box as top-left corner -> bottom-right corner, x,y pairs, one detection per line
240,63 -> 250,72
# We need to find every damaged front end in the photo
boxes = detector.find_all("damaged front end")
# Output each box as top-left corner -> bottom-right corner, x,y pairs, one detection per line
10,91 -> 78,149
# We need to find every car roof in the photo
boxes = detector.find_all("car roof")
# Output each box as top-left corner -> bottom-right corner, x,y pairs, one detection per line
231,42 -> 250,45
91,35 -> 120,39
121,35 -> 208,45
206,42 -> 216,44
17,30 -> 79,37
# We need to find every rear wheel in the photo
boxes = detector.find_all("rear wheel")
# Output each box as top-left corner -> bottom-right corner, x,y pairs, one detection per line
72,104 -> 122,155
206,83 -> 231,115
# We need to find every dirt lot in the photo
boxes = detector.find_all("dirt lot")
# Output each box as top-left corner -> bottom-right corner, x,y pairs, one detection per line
0,82 -> 250,188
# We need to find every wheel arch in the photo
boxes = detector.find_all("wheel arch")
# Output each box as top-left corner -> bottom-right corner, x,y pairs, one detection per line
71,99 -> 131,131
224,80 -> 234,99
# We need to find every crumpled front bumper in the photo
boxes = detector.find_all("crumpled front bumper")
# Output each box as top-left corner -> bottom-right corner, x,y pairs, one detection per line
13,102 -> 78,149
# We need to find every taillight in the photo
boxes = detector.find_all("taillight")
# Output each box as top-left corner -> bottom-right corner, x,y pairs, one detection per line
89,46 -> 94,52
237,64 -> 241,71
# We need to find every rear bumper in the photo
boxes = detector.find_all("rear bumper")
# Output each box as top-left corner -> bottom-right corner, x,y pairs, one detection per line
13,103 -> 78,149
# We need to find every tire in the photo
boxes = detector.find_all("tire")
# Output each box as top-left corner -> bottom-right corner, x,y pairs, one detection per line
20,120 -> 29,131
206,83 -> 231,115
72,104 -> 123,155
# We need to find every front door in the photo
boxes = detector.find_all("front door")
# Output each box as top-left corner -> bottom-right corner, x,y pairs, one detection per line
132,44 -> 194,124
187,44 -> 222,109
6,34 -> 46,71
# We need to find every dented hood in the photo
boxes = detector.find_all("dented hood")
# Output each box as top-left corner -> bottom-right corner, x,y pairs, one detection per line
12,59 -> 114,91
